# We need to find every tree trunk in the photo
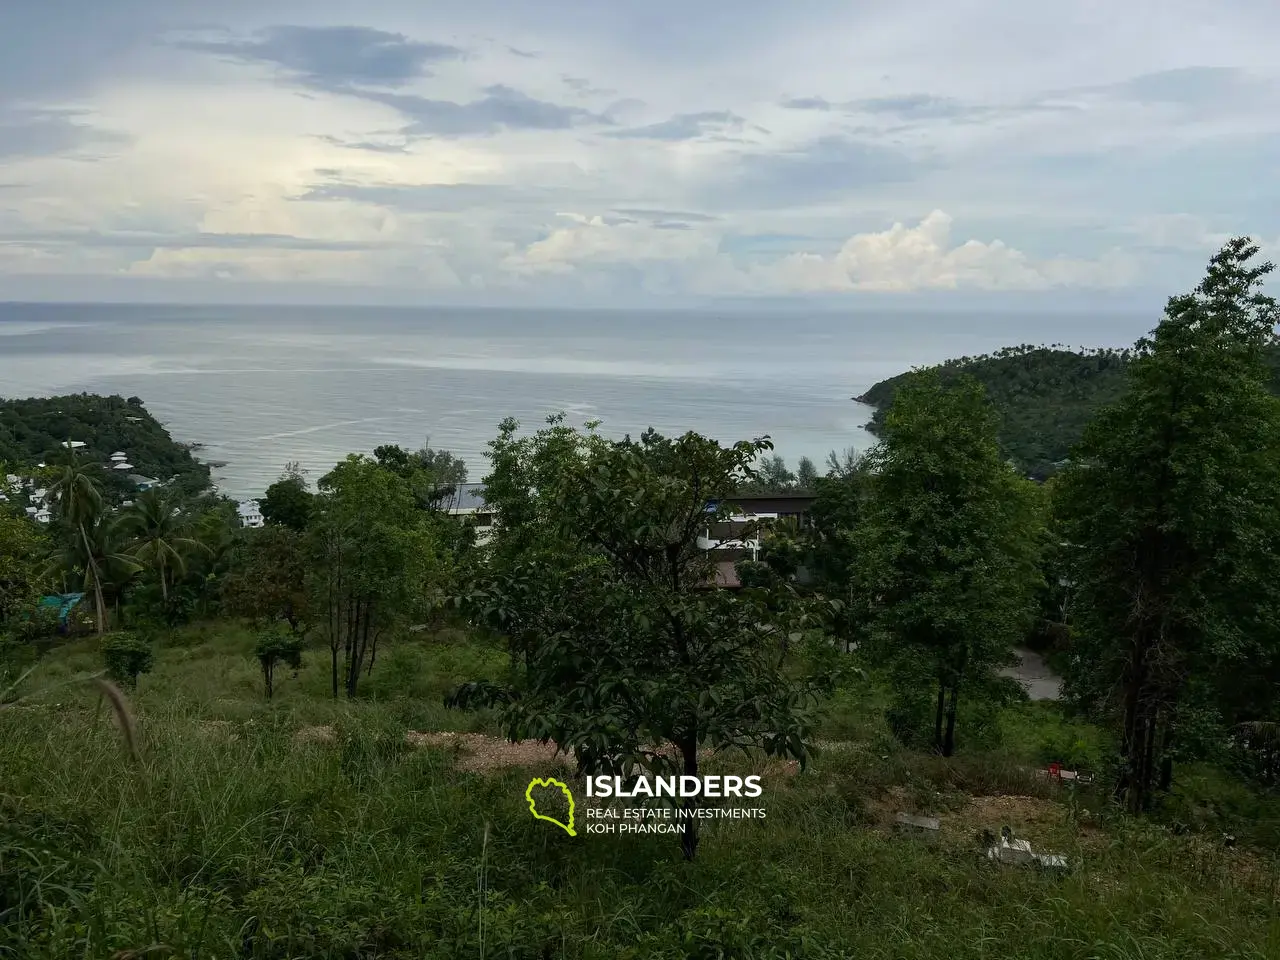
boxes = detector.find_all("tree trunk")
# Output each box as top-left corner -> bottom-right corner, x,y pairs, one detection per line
263,660 -> 274,699
1158,724 -> 1174,793
679,732 -> 700,862
80,523 -> 106,636
942,682 -> 960,758
933,680 -> 946,753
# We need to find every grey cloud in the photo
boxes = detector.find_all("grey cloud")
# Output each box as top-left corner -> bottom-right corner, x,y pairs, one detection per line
779,96 -> 834,111
0,229 -> 401,251
708,136 -> 924,209
314,133 -> 413,154
0,108 -> 130,160
611,208 -> 720,223
1091,67 -> 1266,106
357,84 -> 612,136
296,181 -> 553,213
652,221 -> 693,230
849,94 -> 972,120
563,75 -> 615,97
780,92 -> 1077,124
605,110 -> 746,141
177,25 -> 464,89
507,46 -> 539,58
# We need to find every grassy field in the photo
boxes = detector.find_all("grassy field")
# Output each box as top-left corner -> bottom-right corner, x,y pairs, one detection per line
2,626 -> 1278,959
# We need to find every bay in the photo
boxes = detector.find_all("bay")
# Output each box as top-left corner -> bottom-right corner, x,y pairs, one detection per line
0,302 -> 1150,500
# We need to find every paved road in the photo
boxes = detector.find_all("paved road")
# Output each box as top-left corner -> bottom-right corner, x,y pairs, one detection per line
1001,647 -> 1062,701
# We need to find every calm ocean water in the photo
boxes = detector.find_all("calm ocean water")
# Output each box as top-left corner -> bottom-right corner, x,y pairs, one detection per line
0,302 -> 1151,500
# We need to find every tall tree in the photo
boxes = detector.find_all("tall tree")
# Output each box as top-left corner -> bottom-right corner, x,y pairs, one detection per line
308,456 -> 442,698
46,455 -> 111,634
222,524 -> 311,634
1056,238 -> 1280,813
117,489 -> 208,603
451,417 -> 830,860
852,372 -> 1045,756
0,512 -> 49,627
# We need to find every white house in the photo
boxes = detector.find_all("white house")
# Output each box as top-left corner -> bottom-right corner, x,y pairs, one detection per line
238,499 -> 264,528
113,462 -> 134,471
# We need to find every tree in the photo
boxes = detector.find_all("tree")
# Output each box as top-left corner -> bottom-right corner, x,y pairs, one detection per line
738,453 -> 795,493
451,416 -> 830,860
117,489 -> 209,604
254,629 -> 304,699
222,524 -> 311,634
260,464 -> 314,531
796,456 -> 819,491
374,441 -> 468,511
45,514 -> 143,630
0,512 -> 49,628
1055,238 -> 1280,813
308,456 -> 442,698
852,371 -> 1045,756
46,455 -> 111,634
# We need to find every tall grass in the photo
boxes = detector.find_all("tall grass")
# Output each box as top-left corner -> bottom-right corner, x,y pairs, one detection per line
0,625 -> 1277,958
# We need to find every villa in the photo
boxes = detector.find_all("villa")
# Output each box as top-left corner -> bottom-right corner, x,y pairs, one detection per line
238,500 -> 264,528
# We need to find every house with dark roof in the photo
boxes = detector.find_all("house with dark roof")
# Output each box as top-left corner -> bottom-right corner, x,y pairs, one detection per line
446,482 -> 495,544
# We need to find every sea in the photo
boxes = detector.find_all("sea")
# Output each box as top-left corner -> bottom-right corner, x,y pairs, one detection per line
0,302 -> 1152,501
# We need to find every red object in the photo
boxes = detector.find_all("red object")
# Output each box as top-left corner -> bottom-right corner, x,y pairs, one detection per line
1048,762 -> 1062,779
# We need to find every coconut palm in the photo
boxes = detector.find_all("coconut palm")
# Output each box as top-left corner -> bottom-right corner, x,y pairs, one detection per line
117,488 -> 210,603
46,453 -> 111,633
43,513 -> 142,632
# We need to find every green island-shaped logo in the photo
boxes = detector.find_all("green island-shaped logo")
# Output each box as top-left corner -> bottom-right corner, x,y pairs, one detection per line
525,777 -> 577,836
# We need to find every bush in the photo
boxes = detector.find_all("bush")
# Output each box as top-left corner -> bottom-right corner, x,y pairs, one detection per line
101,632 -> 154,688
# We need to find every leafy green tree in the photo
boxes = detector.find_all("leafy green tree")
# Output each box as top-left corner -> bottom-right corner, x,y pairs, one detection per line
738,453 -> 796,493
44,514 -> 143,631
0,512 -> 49,628
101,632 -> 154,688
852,371 -> 1045,756
452,417 -> 830,860
308,456 -> 443,698
222,524 -> 311,634
1056,238 -> 1280,813
374,441 -> 468,511
254,628 -> 304,699
117,489 -> 209,604
260,464 -> 314,532
796,456 -> 819,491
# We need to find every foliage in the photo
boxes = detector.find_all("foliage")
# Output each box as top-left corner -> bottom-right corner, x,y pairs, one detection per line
452,415 -> 833,859
0,511 -> 49,627
373,440 -> 468,510
308,455 -> 446,698
0,393 -> 210,497
259,464 -> 315,531
100,632 -> 154,688
116,487 -> 209,604
1055,237 -> 1280,813
221,523 -> 311,633
253,628 -> 304,699
852,371 -> 1046,756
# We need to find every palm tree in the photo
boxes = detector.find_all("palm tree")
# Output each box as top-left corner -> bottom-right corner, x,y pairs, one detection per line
44,513 -> 142,632
118,489 -> 210,603
46,454 -> 110,634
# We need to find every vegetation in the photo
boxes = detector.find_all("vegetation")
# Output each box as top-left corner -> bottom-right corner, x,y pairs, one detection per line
1,240 -> 1279,956
1056,238 -> 1280,813
0,393 -> 211,497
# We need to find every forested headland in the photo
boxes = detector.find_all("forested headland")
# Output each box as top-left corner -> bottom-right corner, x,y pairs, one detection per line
857,342 -> 1280,479
2,239 -> 1279,958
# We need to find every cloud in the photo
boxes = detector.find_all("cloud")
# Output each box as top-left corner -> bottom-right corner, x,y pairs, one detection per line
611,208 -> 720,223
1089,66 -> 1267,107
605,111 -> 747,141
177,25 -> 464,89
313,134 -> 413,154
0,108 -> 130,160
355,84 -> 613,135
756,211 -> 1136,292
0,229 -> 411,252
295,181 -> 551,213
709,136 -> 925,209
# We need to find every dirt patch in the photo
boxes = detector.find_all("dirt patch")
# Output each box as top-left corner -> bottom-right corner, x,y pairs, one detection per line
294,725 -> 337,746
405,731 -> 572,773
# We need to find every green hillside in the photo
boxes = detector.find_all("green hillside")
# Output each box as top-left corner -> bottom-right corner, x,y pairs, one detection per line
858,344 -> 1280,479
0,393 -> 211,496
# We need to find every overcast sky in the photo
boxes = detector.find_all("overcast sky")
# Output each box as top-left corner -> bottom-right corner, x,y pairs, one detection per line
1,0 -> 1277,306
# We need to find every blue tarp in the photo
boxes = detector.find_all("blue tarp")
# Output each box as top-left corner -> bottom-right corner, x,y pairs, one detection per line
37,593 -> 85,626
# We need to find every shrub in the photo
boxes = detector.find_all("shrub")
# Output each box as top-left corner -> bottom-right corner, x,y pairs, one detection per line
101,633 -> 154,688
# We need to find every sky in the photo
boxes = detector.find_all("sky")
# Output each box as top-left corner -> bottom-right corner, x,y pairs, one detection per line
0,0 -> 1278,307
